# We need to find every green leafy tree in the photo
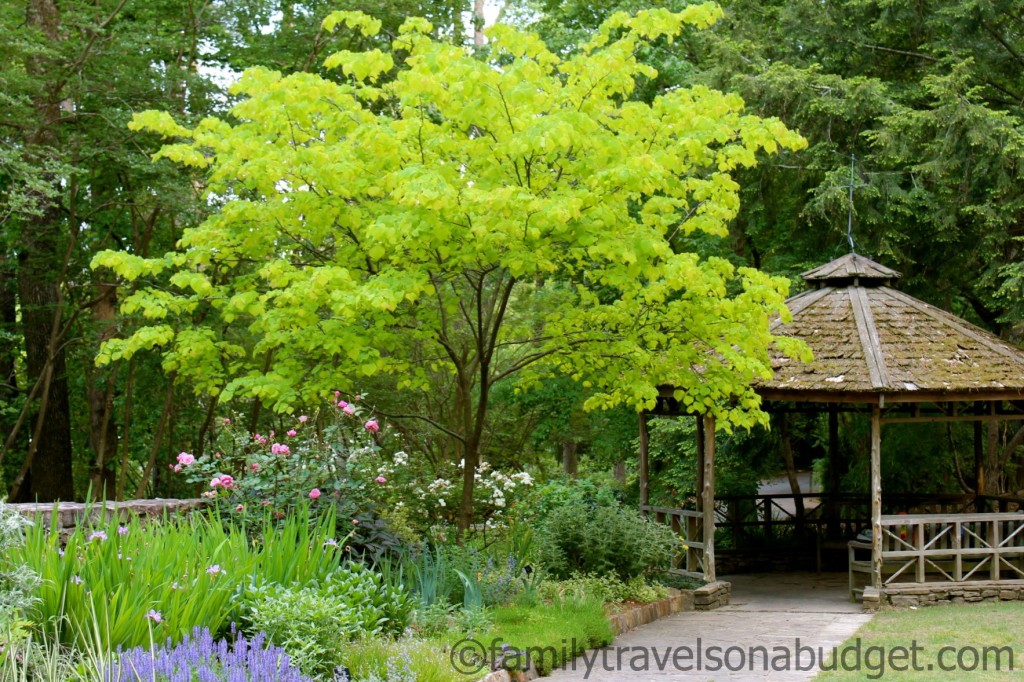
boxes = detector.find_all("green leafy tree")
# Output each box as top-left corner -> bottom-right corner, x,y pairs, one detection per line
95,8 -> 807,531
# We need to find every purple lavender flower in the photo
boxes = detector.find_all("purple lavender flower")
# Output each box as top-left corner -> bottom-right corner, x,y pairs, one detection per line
106,627 -> 314,681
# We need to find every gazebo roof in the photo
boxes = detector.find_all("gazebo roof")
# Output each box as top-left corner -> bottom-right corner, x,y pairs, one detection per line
758,254 -> 1024,402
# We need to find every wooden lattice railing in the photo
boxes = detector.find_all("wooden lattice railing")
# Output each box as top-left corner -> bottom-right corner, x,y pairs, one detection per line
640,505 -> 706,579
875,512 -> 1024,584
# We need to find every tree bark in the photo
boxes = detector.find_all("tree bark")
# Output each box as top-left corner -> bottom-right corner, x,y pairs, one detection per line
16,204 -> 73,502
779,414 -> 805,521
562,440 -> 579,476
473,0 -> 486,46
613,459 -> 626,485
15,0 -> 74,502
0,257 -> 21,455
87,282 -> 119,496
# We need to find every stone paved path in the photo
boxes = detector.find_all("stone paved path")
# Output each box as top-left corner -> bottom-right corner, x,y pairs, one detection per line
545,572 -> 874,682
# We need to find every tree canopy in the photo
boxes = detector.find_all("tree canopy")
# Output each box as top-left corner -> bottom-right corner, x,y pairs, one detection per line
94,7 -> 806,527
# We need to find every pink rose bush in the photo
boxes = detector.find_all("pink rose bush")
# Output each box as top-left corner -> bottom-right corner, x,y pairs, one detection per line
168,393 -> 534,534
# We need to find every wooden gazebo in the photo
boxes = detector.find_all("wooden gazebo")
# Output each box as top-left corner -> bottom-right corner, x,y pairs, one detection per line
642,254 -> 1024,603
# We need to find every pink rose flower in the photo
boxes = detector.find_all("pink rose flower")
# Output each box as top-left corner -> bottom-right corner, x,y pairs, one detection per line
298,415 -> 308,423
176,452 -> 195,466
235,504 -> 245,512
271,443 -> 290,456
219,474 -> 234,489
210,477 -> 222,488
364,419 -> 379,433
309,488 -> 321,500
251,462 -> 259,471
223,418 -> 231,425
287,429 -> 297,437
343,404 -> 356,416
375,476 -> 387,484
338,400 -> 348,409
173,464 -> 182,473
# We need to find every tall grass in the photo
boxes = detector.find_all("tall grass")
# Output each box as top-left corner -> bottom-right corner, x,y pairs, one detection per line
11,503 -> 345,653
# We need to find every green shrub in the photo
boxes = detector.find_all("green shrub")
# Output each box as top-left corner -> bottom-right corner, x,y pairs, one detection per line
0,502 -> 39,633
535,500 -> 679,580
342,637 -> 477,682
244,561 -> 413,677
538,573 -> 667,605
410,602 -> 492,639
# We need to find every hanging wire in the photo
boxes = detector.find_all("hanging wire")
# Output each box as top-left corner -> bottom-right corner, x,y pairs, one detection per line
847,153 -> 856,253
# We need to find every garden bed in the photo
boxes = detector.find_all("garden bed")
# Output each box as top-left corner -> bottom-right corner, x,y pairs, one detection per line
478,581 -> 732,681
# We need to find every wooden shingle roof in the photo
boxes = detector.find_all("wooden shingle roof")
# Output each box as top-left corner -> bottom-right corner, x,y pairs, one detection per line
758,255 -> 1024,402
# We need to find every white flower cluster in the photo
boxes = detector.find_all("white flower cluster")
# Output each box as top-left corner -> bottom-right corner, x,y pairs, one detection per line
413,461 -> 533,512
475,463 -> 533,509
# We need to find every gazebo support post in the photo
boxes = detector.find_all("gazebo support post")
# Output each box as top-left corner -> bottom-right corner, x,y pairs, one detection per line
986,420 -> 999,497
702,413 -> 716,582
695,416 -> 705,507
638,412 -> 650,507
827,405 -> 840,540
974,415 -> 984,510
870,403 -> 882,590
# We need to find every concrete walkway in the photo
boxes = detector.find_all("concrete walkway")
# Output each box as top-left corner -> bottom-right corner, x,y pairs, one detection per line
546,573 -> 874,682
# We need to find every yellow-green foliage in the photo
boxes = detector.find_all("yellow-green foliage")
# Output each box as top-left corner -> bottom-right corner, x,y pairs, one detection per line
96,8 -> 807,429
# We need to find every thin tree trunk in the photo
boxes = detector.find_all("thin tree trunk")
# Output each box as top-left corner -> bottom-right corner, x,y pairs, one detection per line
134,373 -> 176,499
779,414 -> 805,521
613,460 -> 626,485
114,357 -> 136,500
0,257 -> 20,450
8,359 -> 55,501
88,282 -> 120,496
473,0 -> 486,46
562,440 -> 579,476
196,395 -> 219,457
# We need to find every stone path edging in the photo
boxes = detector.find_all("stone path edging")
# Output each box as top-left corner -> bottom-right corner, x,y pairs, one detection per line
477,582 -> 731,682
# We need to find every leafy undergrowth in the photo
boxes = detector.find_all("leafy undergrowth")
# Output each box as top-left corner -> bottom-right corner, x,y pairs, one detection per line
485,597 -> 615,676
341,637 -> 478,682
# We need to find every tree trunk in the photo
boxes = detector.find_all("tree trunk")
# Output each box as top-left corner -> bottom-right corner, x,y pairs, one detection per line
0,257 -> 21,455
613,459 -> 626,484
562,440 -> 579,476
87,282 -> 119,496
473,0 -> 486,46
779,414 -> 805,521
455,375 -> 477,538
14,0 -> 74,502
16,203 -> 74,502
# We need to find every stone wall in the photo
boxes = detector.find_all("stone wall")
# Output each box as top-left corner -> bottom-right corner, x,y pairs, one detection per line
7,498 -> 205,537
606,588 -> 693,633
863,581 -> 1024,610
693,580 -> 731,610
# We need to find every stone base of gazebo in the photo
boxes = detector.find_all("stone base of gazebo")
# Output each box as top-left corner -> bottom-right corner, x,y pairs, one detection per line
862,581 -> 1024,610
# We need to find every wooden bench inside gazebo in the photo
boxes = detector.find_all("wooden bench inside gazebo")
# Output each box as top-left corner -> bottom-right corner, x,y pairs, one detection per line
641,254 -> 1024,608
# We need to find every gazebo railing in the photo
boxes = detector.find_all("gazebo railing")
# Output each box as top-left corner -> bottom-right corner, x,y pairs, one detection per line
709,493 -> 1022,551
640,505 -> 706,579
874,512 -> 1024,584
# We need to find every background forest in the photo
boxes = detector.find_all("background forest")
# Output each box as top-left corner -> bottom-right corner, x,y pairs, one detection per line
2,0 -> 1024,508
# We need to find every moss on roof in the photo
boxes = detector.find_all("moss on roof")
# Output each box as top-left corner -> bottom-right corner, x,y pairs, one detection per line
759,255 -> 1024,396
